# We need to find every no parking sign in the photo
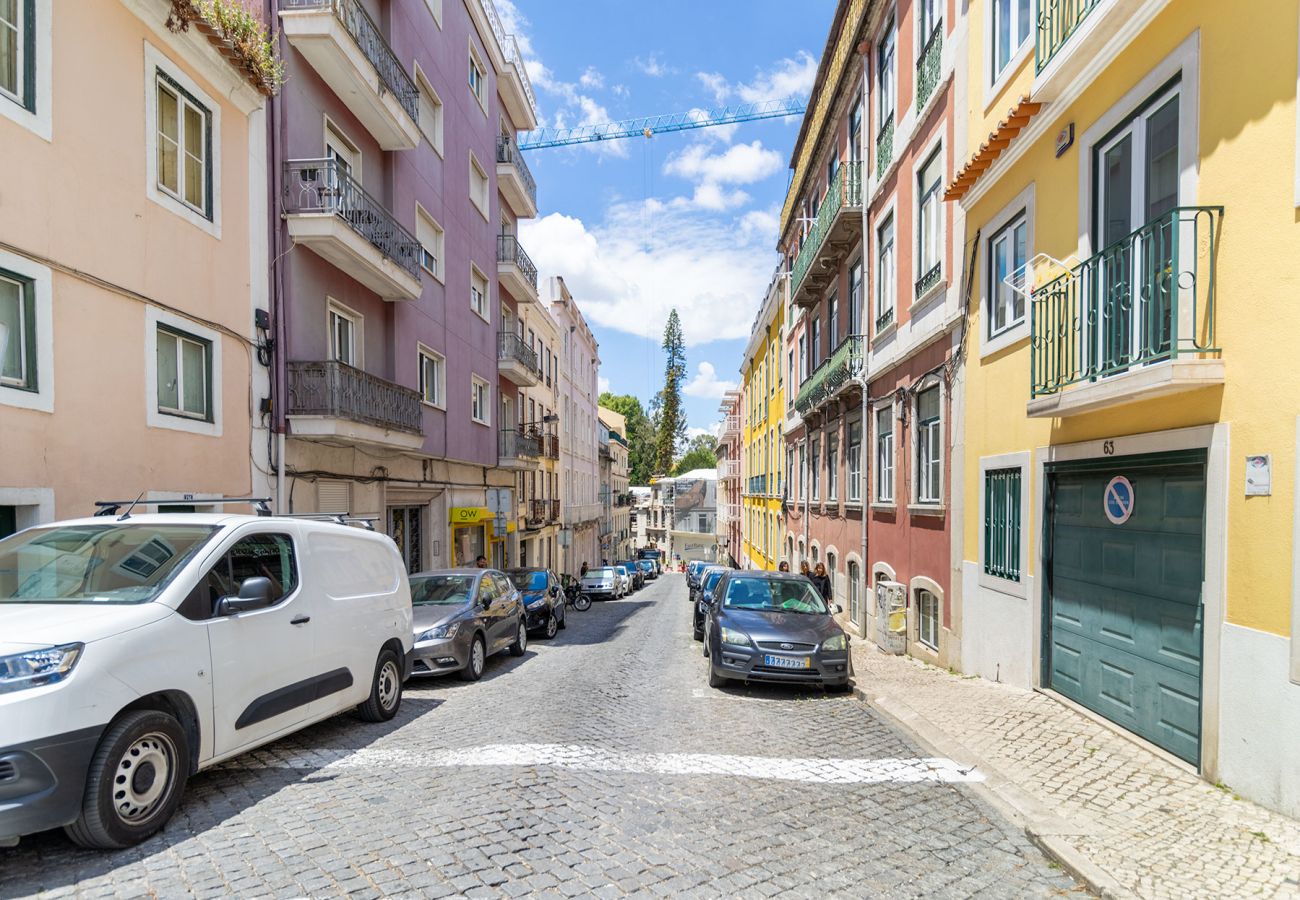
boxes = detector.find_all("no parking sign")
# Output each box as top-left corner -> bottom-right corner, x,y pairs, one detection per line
1104,476 -> 1134,525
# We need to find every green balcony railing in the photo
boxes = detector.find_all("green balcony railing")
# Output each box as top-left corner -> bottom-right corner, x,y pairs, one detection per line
876,119 -> 894,173
794,335 -> 864,416
915,27 -> 943,110
1029,206 -> 1222,398
790,162 -> 864,297
1036,0 -> 1104,74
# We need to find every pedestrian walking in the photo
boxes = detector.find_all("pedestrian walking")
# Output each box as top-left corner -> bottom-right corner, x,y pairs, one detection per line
810,563 -> 832,602
580,561 -> 589,577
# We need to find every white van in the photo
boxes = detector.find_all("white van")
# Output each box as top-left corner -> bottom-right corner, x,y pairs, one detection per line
0,512 -> 413,849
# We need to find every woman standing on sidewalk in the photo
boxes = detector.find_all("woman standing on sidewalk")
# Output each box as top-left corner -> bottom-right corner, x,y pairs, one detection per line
809,563 -> 832,602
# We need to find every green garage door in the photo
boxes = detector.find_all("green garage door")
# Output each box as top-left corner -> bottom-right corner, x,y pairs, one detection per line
1044,450 -> 1205,764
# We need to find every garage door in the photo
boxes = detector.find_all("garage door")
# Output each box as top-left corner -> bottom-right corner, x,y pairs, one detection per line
1044,450 -> 1205,764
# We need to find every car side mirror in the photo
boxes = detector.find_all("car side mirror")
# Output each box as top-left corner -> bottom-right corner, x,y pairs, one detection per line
550,586 -> 560,598
216,576 -> 275,616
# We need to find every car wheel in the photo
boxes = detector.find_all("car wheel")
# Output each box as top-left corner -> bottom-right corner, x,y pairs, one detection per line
65,710 -> 189,850
459,635 -> 486,682
509,620 -> 528,656
357,647 -> 403,722
544,611 -> 559,639
707,660 -> 726,689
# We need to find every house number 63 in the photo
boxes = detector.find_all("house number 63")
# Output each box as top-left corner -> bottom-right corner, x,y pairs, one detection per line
1103,440 -> 1116,455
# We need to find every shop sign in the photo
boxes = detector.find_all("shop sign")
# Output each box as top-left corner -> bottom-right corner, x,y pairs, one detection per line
450,506 -> 493,525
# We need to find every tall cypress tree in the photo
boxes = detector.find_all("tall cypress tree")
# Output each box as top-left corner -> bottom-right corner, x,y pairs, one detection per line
655,309 -> 687,474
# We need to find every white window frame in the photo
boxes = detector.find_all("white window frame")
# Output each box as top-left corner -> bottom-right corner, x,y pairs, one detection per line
980,182 -> 1036,359
324,116 -> 361,181
847,417 -> 863,502
0,247 -> 52,413
154,324 -> 211,422
987,0 -> 1034,107
826,430 -> 838,501
989,213 -> 1029,339
418,344 -> 445,409
875,208 -> 897,335
327,298 -> 362,368
422,0 -> 443,28
978,450 -> 1031,598
874,400 -> 895,506
810,436 -> 821,501
414,63 -> 444,157
470,374 -> 490,425
415,203 -> 445,283
468,40 -> 487,114
469,264 -> 489,323
876,15 -> 896,130
0,0 -> 25,107
916,587 -> 940,650
144,43 -> 221,237
0,0 -> 49,140
469,151 -> 489,220
914,139 -> 946,304
916,0 -> 943,61
912,379 -> 943,508
145,306 -> 222,437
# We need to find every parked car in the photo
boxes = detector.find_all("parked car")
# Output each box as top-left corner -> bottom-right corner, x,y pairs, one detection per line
636,559 -> 657,581
686,560 -> 707,596
580,566 -> 621,600
692,566 -> 729,641
618,561 -> 645,591
0,513 -> 413,850
612,564 -> 634,595
506,568 -> 566,639
409,569 -> 527,681
701,571 -> 851,692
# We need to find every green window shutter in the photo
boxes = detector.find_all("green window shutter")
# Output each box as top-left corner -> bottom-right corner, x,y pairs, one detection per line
984,468 -> 1021,581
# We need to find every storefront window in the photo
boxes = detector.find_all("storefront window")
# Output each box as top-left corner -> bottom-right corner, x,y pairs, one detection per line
452,523 -> 486,567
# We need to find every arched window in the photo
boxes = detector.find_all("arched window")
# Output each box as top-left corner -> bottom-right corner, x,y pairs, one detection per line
848,561 -> 861,622
827,551 -> 837,591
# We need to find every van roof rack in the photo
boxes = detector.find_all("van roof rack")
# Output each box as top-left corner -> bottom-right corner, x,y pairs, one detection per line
93,497 -> 273,518
273,512 -> 378,531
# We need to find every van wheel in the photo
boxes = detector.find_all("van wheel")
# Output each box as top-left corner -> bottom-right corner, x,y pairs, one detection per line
65,710 -> 188,849
460,636 -> 486,681
357,648 -> 403,722
509,621 -> 528,657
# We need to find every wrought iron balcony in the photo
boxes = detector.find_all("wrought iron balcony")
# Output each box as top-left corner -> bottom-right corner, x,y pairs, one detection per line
280,0 -> 420,149
283,158 -> 422,297
287,360 -> 423,435
876,119 -> 894,174
496,135 -> 538,217
497,234 -> 539,300
1029,206 -> 1223,409
1036,0 -> 1104,74
915,263 -> 942,300
790,161 -> 864,306
499,428 -> 542,466
794,335 -> 864,416
915,27 -> 943,110
497,331 -> 540,386
541,433 -> 560,459
548,499 -> 561,522
526,499 -> 548,529
480,0 -> 539,127
875,307 -> 896,333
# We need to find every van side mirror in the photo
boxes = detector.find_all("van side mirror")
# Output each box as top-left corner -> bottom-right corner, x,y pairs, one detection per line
216,576 -> 275,616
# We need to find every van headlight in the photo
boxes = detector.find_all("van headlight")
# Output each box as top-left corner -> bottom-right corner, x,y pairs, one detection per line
822,633 -> 848,652
0,643 -> 84,694
416,623 -> 459,642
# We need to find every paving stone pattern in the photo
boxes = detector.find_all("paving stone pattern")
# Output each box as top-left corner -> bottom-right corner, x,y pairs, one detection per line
849,646 -> 1300,899
3,575 -> 1080,899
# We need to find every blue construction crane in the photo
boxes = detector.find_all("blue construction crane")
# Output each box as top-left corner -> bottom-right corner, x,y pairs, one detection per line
518,98 -> 807,151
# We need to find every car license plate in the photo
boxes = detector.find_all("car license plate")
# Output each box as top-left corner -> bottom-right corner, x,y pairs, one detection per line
763,654 -> 811,670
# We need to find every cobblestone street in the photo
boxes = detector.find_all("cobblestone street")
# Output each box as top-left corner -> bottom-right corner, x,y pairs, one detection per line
2,575 -> 1081,899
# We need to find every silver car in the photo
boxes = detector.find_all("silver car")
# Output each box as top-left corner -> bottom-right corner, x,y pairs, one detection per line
408,569 -> 527,681
580,566 -> 621,600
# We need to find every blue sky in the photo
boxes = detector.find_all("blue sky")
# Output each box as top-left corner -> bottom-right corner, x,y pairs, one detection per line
505,1 -> 835,439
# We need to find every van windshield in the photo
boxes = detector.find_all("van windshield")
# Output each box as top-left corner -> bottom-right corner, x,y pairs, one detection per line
0,524 -> 219,604
410,574 -> 476,605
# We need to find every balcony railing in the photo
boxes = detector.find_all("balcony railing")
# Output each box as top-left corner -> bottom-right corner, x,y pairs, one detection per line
1029,207 -> 1222,398
915,263 -> 942,299
282,0 -> 419,123
791,161 -> 864,297
542,433 -> 560,459
480,0 -> 539,119
548,499 -> 561,522
500,428 -> 542,459
526,499 -> 548,528
496,135 -> 538,208
720,414 -> 741,436
876,118 -> 894,173
794,335 -> 865,416
497,234 -> 539,292
498,331 -> 540,373
283,159 -> 422,281
287,360 -> 423,434
719,458 -> 740,478
1036,0 -> 1104,74
915,27 -> 943,110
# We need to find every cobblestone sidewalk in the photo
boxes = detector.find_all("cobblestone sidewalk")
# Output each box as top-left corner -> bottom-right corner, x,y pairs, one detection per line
848,643 -> 1300,898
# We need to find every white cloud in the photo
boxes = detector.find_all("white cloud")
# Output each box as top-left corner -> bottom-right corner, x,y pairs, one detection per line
739,207 -> 780,244
662,140 -> 783,211
696,51 -> 818,105
520,202 -> 778,348
634,54 -> 671,77
696,72 -> 729,104
579,66 -> 604,89
683,362 -> 739,399
686,424 -> 722,441
598,376 -> 611,394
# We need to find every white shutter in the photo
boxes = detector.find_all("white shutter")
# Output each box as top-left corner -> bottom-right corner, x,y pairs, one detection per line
317,479 -> 351,514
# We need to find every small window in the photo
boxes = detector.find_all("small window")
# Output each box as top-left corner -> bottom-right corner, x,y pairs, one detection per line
989,213 -> 1028,338
810,437 -> 821,500
156,325 -> 211,421
156,72 -> 211,219
470,153 -> 489,218
826,433 -> 838,501
917,588 -> 939,649
419,346 -> 444,407
847,419 -> 862,502
0,268 -> 35,391
917,149 -> 943,294
991,0 -> 1032,81
984,468 -> 1022,581
875,405 -> 894,503
470,267 -> 488,320
916,385 -> 941,504
826,292 -> 839,349
468,44 -> 486,109
848,561 -> 861,622
416,206 -> 444,281
471,376 -> 489,424
328,302 -> 360,367
415,67 -> 444,154
876,214 -> 896,331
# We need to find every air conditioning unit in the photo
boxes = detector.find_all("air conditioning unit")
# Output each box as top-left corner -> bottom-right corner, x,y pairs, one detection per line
875,580 -> 907,655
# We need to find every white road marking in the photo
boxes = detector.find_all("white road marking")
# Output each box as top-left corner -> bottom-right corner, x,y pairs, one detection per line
230,743 -> 983,785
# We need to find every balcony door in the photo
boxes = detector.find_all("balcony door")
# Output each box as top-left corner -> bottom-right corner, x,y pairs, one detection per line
1094,87 -> 1180,377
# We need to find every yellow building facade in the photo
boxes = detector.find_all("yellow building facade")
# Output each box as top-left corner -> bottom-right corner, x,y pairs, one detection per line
951,0 -> 1300,817
740,270 -> 786,570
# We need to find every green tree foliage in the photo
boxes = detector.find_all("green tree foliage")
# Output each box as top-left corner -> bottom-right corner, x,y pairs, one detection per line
655,310 -> 687,475
598,392 -> 656,485
673,432 -> 718,475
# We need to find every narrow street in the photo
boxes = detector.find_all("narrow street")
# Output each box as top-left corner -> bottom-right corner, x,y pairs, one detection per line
4,575 -> 1079,899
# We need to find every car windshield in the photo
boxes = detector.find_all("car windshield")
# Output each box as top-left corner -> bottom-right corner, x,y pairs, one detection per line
703,571 -> 724,591
722,577 -> 828,615
410,574 -> 476,605
585,568 -> 614,579
0,523 -> 219,604
507,570 -> 548,591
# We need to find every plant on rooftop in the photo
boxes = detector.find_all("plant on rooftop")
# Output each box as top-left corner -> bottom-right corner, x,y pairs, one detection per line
167,0 -> 286,96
